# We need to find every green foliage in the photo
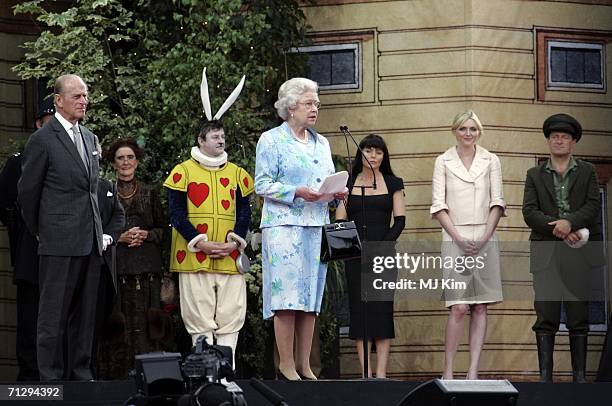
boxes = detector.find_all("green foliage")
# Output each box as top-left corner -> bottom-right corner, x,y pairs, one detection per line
12,0 -> 344,378
13,0 -> 309,182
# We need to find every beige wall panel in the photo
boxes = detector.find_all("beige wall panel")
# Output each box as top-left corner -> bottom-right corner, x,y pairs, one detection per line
379,75 -> 533,101
304,0 -> 466,33
498,207 -> 528,229
1,81 -> 23,104
497,230 -> 532,242
0,61 -> 21,81
543,91 -> 612,106
379,29 -> 466,53
472,50 -> 533,76
472,76 -> 535,99
392,156 -> 435,182
501,184 -> 527,207
0,106 -> 25,128
470,26 -> 533,51
379,27 -> 532,53
472,0 -> 612,31
0,363 -> 17,380
0,229 -> 9,249
380,77 -> 467,100
379,51 -> 467,77
0,271 -> 16,300
380,50 -> 533,77
407,208 -> 439,229
499,155 -> 534,182
0,252 -> 10,271
0,33 -> 35,62
404,184 -> 433,206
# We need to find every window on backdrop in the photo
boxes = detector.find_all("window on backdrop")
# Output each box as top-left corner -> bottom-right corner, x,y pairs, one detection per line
547,41 -> 605,90
290,43 -> 361,91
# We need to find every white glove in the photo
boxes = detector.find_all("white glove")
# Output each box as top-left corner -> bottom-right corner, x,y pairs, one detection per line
565,228 -> 589,249
103,234 -> 113,251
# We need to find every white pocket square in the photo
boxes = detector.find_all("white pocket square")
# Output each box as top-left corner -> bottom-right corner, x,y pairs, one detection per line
106,191 -> 113,197
92,151 -> 98,156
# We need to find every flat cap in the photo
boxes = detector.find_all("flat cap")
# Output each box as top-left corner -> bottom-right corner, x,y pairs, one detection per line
543,113 -> 582,142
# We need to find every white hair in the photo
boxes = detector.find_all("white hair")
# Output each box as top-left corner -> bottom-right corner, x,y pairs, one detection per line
274,77 -> 318,120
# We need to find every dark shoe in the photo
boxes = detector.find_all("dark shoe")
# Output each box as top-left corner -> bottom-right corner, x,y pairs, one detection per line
570,334 -> 587,383
277,370 -> 301,381
297,371 -> 317,381
536,334 -> 555,383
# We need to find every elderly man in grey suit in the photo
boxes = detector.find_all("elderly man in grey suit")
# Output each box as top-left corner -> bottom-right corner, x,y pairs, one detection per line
18,74 -> 104,381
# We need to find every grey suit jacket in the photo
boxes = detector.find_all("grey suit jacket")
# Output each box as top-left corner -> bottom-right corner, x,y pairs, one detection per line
18,116 -> 104,256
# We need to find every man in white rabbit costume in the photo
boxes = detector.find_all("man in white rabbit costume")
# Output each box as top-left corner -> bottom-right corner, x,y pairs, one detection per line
164,69 -> 253,368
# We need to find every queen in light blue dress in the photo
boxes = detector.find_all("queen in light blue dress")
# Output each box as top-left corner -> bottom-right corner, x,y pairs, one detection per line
256,122 -> 335,319
255,78 -> 341,380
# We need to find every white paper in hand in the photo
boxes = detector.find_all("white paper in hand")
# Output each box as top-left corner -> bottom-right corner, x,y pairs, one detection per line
316,171 -> 349,202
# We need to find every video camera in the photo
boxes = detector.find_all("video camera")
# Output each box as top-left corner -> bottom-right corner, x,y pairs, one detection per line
128,336 -> 246,405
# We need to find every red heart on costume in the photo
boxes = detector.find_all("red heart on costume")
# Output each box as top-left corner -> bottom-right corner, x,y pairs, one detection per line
243,177 -> 249,188
172,173 -> 182,183
221,200 -> 230,210
229,250 -> 240,260
230,189 -> 235,200
187,182 -> 209,207
196,252 -> 207,263
196,223 -> 208,234
220,177 -> 230,188
176,250 -> 186,264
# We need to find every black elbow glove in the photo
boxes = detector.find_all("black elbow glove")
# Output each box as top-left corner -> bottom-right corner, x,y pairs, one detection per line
383,215 -> 405,241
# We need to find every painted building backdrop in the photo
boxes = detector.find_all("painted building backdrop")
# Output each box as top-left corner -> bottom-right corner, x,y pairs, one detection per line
1,0 -> 611,380
299,0 -> 612,380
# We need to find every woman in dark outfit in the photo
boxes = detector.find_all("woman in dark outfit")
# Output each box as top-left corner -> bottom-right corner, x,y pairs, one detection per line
335,134 -> 405,378
97,138 -> 168,379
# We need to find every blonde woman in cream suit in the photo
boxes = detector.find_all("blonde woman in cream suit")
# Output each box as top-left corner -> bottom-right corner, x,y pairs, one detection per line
430,111 -> 506,380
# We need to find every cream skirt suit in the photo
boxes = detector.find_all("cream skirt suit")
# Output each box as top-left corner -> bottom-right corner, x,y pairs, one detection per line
430,145 -> 506,307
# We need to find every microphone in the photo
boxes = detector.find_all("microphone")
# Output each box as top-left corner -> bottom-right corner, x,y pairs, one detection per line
250,378 -> 289,406
339,125 -> 376,190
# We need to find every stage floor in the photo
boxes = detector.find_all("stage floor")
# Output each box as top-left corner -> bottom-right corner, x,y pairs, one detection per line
1,379 -> 610,405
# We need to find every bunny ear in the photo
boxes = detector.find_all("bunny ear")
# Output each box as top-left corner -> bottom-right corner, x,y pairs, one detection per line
213,75 -> 246,120
200,68 -> 212,121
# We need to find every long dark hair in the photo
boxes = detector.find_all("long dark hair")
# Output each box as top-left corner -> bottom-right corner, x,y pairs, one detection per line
350,133 -> 395,178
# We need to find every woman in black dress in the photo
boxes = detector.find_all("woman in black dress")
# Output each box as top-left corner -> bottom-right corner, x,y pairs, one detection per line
335,134 -> 405,378
97,139 -> 168,379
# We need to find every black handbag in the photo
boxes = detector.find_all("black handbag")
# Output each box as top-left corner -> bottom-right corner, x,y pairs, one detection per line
320,221 -> 362,263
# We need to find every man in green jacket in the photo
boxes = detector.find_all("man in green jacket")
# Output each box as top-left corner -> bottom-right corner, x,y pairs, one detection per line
522,113 -> 603,383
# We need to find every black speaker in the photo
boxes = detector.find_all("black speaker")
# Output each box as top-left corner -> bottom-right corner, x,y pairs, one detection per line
134,352 -> 184,396
397,379 -> 519,406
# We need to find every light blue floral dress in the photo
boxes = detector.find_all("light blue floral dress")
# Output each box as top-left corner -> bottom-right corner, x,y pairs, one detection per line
255,122 -> 335,319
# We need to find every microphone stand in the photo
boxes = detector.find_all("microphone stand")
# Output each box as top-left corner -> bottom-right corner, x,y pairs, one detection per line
339,125 -> 376,379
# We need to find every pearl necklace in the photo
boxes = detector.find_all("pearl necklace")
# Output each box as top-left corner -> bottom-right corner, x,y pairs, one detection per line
292,129 -> 309,144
